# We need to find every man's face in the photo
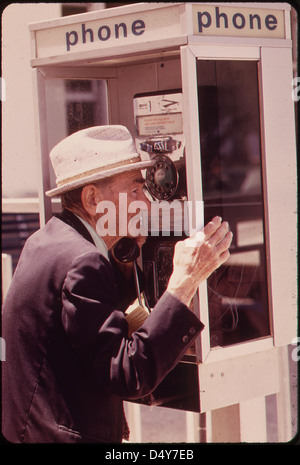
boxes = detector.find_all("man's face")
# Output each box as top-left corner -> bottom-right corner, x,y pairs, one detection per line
95,170 -> 151,245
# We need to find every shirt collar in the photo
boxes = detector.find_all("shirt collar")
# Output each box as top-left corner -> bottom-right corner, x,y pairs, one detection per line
75,214 -> 109,260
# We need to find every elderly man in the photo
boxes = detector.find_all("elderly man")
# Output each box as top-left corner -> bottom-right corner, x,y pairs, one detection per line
2,126 -> 232,443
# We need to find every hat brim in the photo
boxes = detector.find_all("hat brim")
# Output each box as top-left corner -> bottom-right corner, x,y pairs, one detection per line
46,160 -> 154,197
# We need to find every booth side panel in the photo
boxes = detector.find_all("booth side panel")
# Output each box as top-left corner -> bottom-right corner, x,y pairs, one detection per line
198,348 -> 279,412
260,46 -> 298,347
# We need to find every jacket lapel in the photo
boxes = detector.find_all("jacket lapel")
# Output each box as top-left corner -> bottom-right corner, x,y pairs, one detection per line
55,209 -> 95,246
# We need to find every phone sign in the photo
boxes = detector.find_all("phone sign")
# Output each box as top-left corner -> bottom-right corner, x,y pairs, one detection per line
193,5 -> 285,39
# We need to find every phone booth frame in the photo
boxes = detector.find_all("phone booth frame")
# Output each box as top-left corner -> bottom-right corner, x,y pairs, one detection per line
29,2 -> 297,441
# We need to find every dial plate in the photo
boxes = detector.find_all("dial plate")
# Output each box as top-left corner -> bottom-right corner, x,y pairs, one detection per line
146,155 -> 178,200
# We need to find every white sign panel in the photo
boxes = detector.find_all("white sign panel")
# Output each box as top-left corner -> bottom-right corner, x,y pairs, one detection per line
34,6 -> 182,59
134,92 -> 183,136
193,4 -> 285,39
137,113 -> 183,136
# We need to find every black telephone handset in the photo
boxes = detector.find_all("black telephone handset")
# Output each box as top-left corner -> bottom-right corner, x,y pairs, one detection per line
113,237 -> 150,312
113,237 -> 140,263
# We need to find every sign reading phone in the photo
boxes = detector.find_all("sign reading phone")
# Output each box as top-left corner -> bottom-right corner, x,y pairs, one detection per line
193,4 -> 285,38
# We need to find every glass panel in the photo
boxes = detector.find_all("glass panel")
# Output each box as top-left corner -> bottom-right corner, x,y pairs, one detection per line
44,78 -> 108,190
143,238 -> 177,309
64,80 -> 107,135
197,60 -> 270,347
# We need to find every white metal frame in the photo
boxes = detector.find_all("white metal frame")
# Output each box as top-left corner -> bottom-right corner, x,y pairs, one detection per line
180,42 -> 297,366
179,41 -> 297,435
30,66 -> 117,225
29,2 -> 188,68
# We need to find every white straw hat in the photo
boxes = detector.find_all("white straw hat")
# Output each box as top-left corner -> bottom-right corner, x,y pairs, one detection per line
46,125 -> 153,197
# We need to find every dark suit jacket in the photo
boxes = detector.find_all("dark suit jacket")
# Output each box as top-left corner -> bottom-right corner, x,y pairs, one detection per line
2,210 -> 203,443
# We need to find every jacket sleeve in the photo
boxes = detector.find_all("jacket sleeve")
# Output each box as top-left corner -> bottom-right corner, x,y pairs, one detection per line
61,250 -> 204,400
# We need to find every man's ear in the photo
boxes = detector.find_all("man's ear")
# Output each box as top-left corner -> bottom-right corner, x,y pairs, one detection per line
81,184 -> 99,217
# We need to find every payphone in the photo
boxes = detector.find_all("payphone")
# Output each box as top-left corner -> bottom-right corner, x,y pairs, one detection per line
134,74 -> 270,349
133,90 -> 187,315
29,2 -> 297,440
131,73 -> 270,409
133,91 -> 185,201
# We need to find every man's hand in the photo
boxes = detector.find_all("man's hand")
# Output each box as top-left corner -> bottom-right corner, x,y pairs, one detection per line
167,216 -> 233,307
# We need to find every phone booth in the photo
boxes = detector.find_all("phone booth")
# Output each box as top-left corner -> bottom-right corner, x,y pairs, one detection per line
29,2 -> 297,442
